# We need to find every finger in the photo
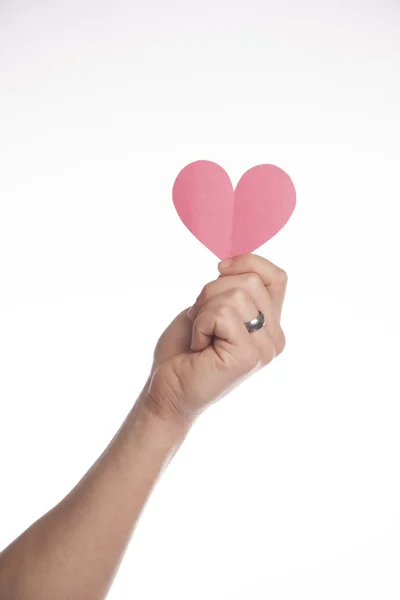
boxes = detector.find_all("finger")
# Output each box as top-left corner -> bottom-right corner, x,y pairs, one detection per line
188,273 -> 272,322
195,287 -> 260,330
217,253 -> 288,319
188,275 -> 285,355
191,305 -> 276,369
192,291 -> 277,365
191,304 -> 252,353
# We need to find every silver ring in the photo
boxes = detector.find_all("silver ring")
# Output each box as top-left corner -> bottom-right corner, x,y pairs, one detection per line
245,311 -> 266,333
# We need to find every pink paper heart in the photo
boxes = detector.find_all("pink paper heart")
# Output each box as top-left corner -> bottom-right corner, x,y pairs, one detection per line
172,161 -> 296,261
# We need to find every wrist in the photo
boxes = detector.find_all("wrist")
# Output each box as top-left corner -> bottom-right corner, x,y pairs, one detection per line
135,387 -> 194,445
138,373 -> 197,433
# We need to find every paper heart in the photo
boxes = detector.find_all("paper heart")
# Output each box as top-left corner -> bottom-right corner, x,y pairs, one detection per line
172,161 -> 296,260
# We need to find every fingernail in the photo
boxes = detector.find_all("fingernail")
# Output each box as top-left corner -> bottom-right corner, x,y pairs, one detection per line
187,306 -> 193,319
218,258 -> 233,269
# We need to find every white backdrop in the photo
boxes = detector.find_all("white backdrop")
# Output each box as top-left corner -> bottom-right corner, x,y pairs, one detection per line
1,1 -> 400,598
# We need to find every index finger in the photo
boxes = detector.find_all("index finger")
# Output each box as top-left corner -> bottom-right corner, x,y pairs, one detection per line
217,253 -> 288,319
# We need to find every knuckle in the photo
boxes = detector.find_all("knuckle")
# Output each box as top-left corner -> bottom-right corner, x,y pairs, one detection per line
215,304 -> 236,321
230,286 -> 249,304
201,282 -> 213,300
275,268 -> 288,285
245,272 -> 263,291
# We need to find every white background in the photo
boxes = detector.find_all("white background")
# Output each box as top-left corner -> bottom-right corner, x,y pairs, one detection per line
1,1 -> 400,598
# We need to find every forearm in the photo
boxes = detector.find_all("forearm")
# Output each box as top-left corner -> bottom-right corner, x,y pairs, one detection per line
0,391 -> 190,600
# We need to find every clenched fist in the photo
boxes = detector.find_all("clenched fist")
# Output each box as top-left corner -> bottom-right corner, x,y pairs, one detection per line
143,253 -> 288,426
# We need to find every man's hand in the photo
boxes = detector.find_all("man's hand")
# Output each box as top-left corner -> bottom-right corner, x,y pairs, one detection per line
0,253 -> 288,600
145,253 -> 288,425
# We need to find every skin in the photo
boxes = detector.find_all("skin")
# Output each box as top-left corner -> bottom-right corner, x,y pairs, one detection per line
0,253 -> 288,600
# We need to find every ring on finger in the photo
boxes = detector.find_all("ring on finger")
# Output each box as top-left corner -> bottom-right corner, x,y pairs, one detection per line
244,311 -> 266,333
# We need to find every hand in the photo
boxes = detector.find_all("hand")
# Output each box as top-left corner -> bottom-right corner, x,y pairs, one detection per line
143,254 -> 288,426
